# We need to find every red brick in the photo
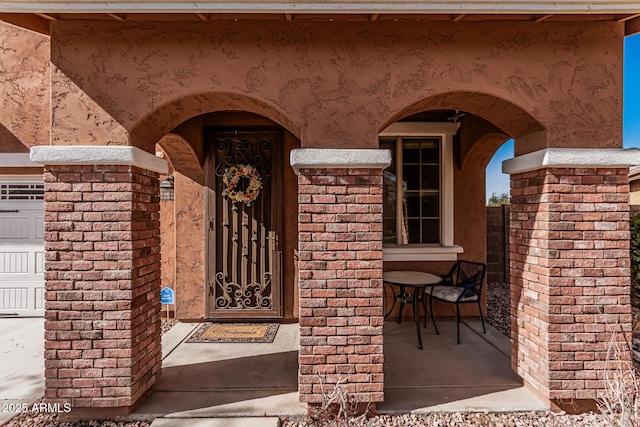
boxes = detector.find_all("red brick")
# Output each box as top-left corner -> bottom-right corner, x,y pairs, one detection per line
298,167 -> 384,404
510,167 -> 631,402
43,165 -> 161,411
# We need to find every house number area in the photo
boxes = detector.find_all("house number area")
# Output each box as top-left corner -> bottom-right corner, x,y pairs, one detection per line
2,402 -> 72,413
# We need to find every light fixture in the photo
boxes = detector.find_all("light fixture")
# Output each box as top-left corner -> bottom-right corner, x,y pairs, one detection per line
160,175 -> 175,201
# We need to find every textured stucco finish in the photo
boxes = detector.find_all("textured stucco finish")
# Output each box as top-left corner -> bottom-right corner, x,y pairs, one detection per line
48,20 -> 622,155
0,21 -> 49,150
173,171 -> 206,320
159,197 -> 176,311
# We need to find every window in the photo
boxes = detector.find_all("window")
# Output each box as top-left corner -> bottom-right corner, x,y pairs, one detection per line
379,122 -> 463,261
0,183 -> 44,200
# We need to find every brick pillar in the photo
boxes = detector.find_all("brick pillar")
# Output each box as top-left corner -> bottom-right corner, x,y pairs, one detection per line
43,164 -> 161,419
510,167 -> 632,406
297,167 -> 384,408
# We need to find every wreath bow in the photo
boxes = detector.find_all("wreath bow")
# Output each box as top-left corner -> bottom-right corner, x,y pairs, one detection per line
222,164 -> 263,206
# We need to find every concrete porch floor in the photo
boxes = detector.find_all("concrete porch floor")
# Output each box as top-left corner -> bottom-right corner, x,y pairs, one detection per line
132,319 -> 548,419
379,319 -> 548,413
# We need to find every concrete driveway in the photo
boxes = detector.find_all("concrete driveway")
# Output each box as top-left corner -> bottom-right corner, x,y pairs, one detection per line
0,318 -> 44,426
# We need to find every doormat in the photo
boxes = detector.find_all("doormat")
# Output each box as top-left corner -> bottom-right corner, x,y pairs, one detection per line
186,323 -> 279,343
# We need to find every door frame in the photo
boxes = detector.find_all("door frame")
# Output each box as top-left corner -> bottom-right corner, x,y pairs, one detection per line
204,127 -> 284,320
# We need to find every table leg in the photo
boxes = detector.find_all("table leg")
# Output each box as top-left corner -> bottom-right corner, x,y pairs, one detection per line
412,287 -> 423,350
383,282 -> 396,319
398,285 -> 406,325
427,289 -> 439,335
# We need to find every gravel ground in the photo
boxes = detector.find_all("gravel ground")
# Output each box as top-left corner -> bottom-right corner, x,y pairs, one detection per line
161,318 -> 177,334
486,282 -> 511,337
281,411 -> 611,427
3,407 -> 151,427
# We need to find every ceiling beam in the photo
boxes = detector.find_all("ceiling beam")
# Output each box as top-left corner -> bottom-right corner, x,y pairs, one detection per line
35,13 -> 56,21
626,16 -> 640,35
0,13 -> 50,34
618,13 -> 640,22
535,14 -> 553,23
106,13 -> 126,21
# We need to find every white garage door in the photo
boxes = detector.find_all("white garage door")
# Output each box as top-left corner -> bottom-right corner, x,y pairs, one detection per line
0,177 -> 45,317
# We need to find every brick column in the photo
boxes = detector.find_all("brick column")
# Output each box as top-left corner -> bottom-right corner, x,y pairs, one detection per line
297,167 -> 385,408
510,167 -> 632,406
292,148 -> 390,410
42,163 -> 162,419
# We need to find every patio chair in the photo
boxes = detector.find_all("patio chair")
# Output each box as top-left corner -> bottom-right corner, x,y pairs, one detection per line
422,260 -> 487,344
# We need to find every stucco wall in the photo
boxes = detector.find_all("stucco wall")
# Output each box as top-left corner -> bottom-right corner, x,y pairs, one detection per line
47,20 -> 622,156
159,197 -> 176,313
173,171 -> 206,319
0,21 -> 49,151
4,18 -> 625,322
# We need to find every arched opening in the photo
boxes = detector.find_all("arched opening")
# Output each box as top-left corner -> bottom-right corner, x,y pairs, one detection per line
484,140 -> 514,341
135,106 -> 304,418
129,92 -> 301,155
131,91 -> 304,322
379,95 -> 547,412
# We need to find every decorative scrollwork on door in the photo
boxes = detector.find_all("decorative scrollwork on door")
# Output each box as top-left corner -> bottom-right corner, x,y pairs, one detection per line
207,130 -> 282,317
214,138 -> 272,182
214,271 -> 272,309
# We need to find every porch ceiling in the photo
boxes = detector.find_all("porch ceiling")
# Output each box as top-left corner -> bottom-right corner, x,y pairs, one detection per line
1,9 -> 639,36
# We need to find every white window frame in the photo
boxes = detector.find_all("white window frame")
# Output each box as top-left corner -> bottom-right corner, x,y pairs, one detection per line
379,122 -> 463,261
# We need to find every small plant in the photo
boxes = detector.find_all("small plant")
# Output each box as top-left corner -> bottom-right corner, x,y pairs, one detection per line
630,214 -> 640,296
310,372 -> 371,427
598,325 -> 639,427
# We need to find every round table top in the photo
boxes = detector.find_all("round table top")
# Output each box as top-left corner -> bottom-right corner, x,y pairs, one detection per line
383,270 -> 442,286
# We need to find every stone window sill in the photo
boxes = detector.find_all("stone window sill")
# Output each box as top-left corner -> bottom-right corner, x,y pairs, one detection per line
383,245 -> 464,261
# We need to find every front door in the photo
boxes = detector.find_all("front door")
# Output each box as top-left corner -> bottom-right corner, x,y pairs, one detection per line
205,128 -> 283,319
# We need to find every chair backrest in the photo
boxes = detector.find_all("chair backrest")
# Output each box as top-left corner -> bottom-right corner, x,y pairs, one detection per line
452,260 -> 487,300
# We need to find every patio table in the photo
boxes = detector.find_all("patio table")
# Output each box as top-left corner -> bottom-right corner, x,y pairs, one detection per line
383,271 -> 442,350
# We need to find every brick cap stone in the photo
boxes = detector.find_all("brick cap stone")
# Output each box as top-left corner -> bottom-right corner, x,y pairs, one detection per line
30,146 -> 168,174
503,148 -> 640,175
290,148 -> 391,175
0,153 -> 40,167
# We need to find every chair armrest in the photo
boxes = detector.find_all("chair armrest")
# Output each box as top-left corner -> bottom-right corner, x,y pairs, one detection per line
456,281 -> 482,302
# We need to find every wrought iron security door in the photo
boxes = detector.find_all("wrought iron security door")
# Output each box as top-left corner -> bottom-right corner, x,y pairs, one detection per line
205,129 -> 282,319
